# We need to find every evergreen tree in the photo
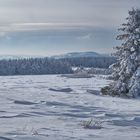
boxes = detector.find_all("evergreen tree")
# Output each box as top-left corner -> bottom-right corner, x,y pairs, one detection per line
101,8 -> 140,98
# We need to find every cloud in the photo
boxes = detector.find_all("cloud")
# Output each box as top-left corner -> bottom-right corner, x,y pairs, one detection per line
0,0 -> 139,28
77,33 -> 94,40
0,0 -> 139,55
0,32 -> 6,37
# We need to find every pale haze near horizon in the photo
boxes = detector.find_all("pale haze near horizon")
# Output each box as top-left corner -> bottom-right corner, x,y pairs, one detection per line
0,0 -> 139,56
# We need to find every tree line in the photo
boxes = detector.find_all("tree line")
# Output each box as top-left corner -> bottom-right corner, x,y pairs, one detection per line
59,57 -> 116,68
0,56 -> 116,76
0,58 -> 72,76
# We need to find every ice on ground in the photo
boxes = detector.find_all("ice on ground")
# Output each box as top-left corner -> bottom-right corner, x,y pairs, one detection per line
61,74 -> 95,78
0,75 -> 140,140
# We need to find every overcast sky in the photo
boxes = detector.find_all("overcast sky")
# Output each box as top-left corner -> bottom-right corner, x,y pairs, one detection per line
0,0 -> 139,56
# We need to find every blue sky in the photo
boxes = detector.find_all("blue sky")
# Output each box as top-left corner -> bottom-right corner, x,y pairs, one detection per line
0,0 -> 139,56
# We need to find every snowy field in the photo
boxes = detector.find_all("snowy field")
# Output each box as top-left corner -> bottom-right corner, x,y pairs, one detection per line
0,75 -> 140,140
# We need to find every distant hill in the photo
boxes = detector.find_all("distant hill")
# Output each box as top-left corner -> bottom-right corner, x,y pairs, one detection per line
0,55 -> 44,60
52,52 -> 110,59
0,52 -> 112,60
0,55 -> 24,60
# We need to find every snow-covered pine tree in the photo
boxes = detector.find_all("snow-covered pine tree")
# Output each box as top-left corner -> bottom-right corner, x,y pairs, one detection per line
101,8 -> 140,98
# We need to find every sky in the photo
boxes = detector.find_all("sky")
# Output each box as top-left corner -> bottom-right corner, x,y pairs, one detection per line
0,0 -> 139,56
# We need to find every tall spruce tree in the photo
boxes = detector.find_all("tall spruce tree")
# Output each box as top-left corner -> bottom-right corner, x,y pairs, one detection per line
101,8 -> 140,98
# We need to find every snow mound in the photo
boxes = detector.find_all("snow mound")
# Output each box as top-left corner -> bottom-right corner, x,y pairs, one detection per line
14,100 -> 38,105
48,88 -> 73,92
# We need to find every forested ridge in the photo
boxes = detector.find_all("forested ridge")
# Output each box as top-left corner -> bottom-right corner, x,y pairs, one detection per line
0,56 -> 116,76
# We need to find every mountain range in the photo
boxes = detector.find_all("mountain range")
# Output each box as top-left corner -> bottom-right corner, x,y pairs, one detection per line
52,52 -> 110,59
0,52 -> 111,60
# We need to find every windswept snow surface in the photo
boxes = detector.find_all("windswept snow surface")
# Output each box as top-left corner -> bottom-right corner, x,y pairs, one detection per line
0,75 -> 140,140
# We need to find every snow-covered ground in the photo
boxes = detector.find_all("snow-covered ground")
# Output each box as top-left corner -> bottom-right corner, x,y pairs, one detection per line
0,75 -> 140,140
